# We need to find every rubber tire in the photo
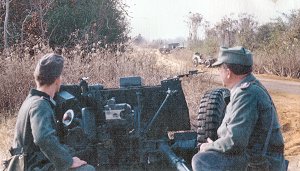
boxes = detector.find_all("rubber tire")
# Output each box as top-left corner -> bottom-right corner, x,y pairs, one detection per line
196,88 -> 230,146
193,58 -> 199,67
204,60 -> 211,67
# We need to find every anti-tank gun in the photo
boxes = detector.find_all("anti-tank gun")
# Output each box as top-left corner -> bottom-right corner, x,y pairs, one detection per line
54,70 -> 229,171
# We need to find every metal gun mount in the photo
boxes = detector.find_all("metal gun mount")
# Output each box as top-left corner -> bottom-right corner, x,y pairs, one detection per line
54,73 -> 200,170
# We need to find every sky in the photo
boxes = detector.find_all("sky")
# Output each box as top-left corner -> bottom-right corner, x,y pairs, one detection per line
126,0 -> 300,40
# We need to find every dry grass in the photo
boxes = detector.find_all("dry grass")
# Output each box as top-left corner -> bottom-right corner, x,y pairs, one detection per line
270,91 -> 300,156
0,117 -> 16,161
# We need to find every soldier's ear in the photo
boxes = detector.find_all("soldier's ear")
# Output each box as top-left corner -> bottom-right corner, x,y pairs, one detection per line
55,76 -> 62,86
226,68 -> 231,79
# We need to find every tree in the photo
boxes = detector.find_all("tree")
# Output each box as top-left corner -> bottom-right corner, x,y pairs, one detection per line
255,23 -> 273,46
1,0 -> 51,49
235,13 -> 258,50
254,10 -> 300,78
214,16 -> 238,47
46,0 -> 129,49
132,34 -> 145,45
1,0 -> 130,51
3,0 -> 9,48
202,24 -> 219,56
187,12 -> 203,42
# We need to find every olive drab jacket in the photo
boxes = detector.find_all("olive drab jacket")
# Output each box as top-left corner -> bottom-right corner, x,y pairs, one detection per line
202,74 -> 285,169
11,89 -> 73,170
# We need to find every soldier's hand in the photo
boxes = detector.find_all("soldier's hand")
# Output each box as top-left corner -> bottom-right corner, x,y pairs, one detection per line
199,137 -> 214,152
207,137 -> 213,143
199,143 -> 208,152
70,157 -> 87,168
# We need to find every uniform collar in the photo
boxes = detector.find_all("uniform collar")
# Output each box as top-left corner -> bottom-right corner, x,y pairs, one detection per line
29,89 -> 57,107
230,73 -> 256,94
30,89 -> 50,98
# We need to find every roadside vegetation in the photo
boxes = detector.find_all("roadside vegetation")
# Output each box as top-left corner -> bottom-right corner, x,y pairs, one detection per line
186,11 -> 300,79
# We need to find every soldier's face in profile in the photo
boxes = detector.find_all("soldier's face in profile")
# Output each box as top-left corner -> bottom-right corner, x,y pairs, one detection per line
218,64 -> 229,87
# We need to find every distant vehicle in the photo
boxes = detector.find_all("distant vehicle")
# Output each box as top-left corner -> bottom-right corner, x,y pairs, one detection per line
159,46 -> 171,54
192,52 -> 216,67
159,43 -> 182,54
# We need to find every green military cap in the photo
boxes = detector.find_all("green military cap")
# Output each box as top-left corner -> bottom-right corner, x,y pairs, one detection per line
34,53 -> 64,79
212,46 -> 253,67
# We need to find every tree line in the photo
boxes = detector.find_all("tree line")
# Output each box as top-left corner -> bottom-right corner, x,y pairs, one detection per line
0,0 -> 129,51
1,1 -> 299,78
187,11 -> 300,79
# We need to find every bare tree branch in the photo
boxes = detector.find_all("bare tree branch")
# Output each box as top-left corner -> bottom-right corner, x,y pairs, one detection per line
3,0 -> 10,48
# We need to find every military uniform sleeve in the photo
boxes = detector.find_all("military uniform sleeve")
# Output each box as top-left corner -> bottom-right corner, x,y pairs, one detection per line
203,89 -> 259,154
29,100 -> 73,170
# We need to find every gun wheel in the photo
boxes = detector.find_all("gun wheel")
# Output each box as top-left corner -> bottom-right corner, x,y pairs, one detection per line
196,88 -> 230,147
193,58 -> 199,67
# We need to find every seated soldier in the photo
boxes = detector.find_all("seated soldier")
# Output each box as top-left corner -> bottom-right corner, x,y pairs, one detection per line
192,46 -> 286,171
10,53 -> 95,171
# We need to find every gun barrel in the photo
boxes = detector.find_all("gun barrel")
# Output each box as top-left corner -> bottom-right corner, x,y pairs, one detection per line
159,141 -> 191,171
172,70 -> 205,79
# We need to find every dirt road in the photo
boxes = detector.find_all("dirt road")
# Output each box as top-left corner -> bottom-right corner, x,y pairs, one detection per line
202,66 -> 300,95
257,77 -> 300,95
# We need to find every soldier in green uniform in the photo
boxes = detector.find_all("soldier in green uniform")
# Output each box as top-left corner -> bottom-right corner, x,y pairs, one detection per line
10,53 -> 95,170
192,46 -> 286,171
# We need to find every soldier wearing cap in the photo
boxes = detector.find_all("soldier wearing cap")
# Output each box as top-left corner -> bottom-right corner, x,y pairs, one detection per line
192,46 -> 286,171
10,54 -> 95,170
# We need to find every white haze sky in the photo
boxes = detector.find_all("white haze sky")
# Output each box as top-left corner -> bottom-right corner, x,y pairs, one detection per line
126,0 -> 300,40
